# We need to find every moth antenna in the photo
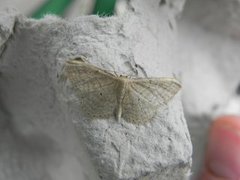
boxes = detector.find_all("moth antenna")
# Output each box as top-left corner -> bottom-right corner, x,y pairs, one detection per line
136,64 -> 148,77
73,56 -> 87,62
124,61 -> 138,76
172,72 -> 182,82
113,71 -> 118,76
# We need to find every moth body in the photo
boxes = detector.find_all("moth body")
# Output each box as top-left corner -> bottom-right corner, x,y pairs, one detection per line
115,77 -> 129,121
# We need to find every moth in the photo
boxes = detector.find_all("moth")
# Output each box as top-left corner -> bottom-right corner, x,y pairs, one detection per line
61,58 -> 181,124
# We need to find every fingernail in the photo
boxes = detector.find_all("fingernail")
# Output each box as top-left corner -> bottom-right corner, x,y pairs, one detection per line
205,115 -> 240,179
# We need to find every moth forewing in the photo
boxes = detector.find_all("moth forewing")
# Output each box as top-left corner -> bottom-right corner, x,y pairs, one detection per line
129,78 -> 181,104
62,59 -> 118,119
117,77 -> 181,124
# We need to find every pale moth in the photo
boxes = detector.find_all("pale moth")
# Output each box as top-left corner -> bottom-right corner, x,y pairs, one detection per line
61,58 -> 181,124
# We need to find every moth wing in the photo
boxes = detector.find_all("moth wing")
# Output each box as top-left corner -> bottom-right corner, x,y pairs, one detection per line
122,77 -> 181,124
62,60 -> 118,119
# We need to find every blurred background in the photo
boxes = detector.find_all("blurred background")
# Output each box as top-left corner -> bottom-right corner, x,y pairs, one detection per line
0,0 -> 128,18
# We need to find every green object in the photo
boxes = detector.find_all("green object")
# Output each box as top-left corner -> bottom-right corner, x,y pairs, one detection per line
32,0 -> 74,19
93,0 -> 116,16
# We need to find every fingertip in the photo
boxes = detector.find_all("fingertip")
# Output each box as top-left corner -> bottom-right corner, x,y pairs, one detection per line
201,115 -> 240,179
213,115 -> 240,132
199,168 -> 220,180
